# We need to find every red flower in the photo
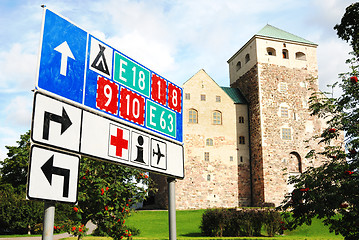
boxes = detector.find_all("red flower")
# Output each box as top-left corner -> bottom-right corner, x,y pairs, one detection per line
328,128 -> 336,133
101,188 -> 104,195
126,204 -> 129,207
106,186 -> 109,191
82,176 -> 86,180
123,220 -> 126,224
145,174 -> 149,179
105,205 -> 108,211
340,203 -> 349,208
54,226 -> 57,230
129,234 -> 132,237
128,199 -> 131,202
72,226 -> 76,231
299,187 -> 309,192
117,218 -> 121,222
350,76 -> 358,83
79,228 -> 83,232
73,207 -> 78,212
345,170 -> 353,175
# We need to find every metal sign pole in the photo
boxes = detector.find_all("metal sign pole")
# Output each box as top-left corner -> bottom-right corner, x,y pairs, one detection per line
167,177 -> 177,240
42,201 -> 55,240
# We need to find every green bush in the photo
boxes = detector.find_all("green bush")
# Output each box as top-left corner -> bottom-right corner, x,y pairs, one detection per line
200,208 -> 283,237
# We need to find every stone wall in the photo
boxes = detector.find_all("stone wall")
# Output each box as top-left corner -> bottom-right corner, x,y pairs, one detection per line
231,64 -> 265,206
258,63 -> 325,205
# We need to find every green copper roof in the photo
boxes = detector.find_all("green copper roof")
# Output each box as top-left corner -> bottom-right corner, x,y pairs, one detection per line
257,24 -> 316,45
221,87 -> 247,104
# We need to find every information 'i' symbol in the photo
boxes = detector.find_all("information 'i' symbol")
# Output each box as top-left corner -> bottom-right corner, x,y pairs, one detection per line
134,136 -> 145,164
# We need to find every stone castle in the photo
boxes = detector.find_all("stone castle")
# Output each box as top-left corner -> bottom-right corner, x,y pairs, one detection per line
152,24 -> 328,209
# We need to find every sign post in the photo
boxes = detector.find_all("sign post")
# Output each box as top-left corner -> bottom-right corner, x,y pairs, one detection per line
42,202 -> 55,240
168,178 -> 177,240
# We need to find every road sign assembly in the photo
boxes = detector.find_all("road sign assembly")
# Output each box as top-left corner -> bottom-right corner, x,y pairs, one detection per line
28,8 -> 183,239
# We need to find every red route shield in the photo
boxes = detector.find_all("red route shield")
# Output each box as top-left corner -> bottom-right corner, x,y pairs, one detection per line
168,82 -> 181,113
119,87 -> 145,125
151,73 -> 167,106
96,76 -> 119,115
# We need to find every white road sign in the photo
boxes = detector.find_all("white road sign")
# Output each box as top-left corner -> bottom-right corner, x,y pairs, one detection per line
31,92 -> 184,178
27,145 -> 80,203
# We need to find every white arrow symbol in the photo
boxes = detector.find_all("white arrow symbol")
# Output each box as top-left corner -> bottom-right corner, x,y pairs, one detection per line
54,41 -> 75,76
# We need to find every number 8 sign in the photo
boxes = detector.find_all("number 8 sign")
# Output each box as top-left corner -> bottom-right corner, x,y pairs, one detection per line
168,82 -> 181,113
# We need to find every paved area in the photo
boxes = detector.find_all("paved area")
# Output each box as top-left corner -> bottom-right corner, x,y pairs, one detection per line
0,232 -> 72,240
0,221 -> 95,240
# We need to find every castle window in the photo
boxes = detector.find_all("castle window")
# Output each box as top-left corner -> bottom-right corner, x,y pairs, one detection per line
188,109 -> 198,123
201,94 -> 206,101
230,156 -> 233,161
245,54 -> 250,63
282,128 -> 292,140
239,136 -> 245,144
295,52 -> 306,60
282,49 -> 289,59
207,174 -> 211,181
212,111 -> 222,125
240,156 -> 244,162
206,138 -> 214,146
204,152 -> 209,161
280,82 -> 287,93
239,116 -> 244,123
185,93 -> 190,100
267,47 -> 276,56
236,61 -> 242,71
281,106 -> 289,118
216,96 -> 221,102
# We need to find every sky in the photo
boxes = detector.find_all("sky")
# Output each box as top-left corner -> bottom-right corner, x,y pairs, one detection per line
0,0 -> 356,161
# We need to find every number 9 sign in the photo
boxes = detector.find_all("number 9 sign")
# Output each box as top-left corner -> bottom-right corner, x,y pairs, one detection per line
96,76 -> 119,115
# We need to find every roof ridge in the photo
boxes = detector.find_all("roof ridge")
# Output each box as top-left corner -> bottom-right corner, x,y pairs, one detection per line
256,24 -> 316,45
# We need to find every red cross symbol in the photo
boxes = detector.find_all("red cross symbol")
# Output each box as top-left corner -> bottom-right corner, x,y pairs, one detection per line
110,128 -> 128,157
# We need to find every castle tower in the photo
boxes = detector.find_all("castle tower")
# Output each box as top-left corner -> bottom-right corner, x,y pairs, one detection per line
228,24 -> 326,206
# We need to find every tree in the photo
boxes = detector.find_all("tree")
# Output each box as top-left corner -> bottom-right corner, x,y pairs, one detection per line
64,157 -> 152,240
0,131 -> 44,234
280,4 -> 359,239
334,2 -> 359,58
0,131 -> 153,239
0,131 -> 31,190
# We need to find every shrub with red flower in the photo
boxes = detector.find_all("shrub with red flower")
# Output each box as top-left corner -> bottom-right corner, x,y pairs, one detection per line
350,76 -> 358,83
328,128 -> 336,133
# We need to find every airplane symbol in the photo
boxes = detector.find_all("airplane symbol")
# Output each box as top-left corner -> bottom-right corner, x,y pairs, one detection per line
153,143 -> 165,164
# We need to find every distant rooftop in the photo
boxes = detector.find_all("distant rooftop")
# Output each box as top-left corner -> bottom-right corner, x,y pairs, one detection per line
256,24 -> 316,45
221,87 -> 247,104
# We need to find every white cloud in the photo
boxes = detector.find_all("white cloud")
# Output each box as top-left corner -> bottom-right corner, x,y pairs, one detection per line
0,43 -> 37,92
4,95 -> 33,127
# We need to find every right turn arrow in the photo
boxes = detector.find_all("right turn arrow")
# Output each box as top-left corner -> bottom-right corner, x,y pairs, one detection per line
42,107 -> 72,140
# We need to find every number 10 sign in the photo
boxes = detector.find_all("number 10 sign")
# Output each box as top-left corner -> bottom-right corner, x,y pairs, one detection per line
37,9 -> 183,143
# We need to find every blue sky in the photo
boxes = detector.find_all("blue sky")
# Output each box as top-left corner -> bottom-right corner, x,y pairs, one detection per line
0,0 -> 355,160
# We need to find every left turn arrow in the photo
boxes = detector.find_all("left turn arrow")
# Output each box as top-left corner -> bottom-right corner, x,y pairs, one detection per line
41,155 -> 70,198
42,107 -> 72,140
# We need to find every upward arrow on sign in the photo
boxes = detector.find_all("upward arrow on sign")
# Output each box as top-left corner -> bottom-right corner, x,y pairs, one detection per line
54,41 -> 75,76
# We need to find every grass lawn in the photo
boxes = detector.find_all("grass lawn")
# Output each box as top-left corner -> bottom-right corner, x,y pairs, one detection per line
10,209 -> 343,240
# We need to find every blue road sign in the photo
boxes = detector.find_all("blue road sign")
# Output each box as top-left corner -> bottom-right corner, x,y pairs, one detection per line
36,9 -> 183,143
